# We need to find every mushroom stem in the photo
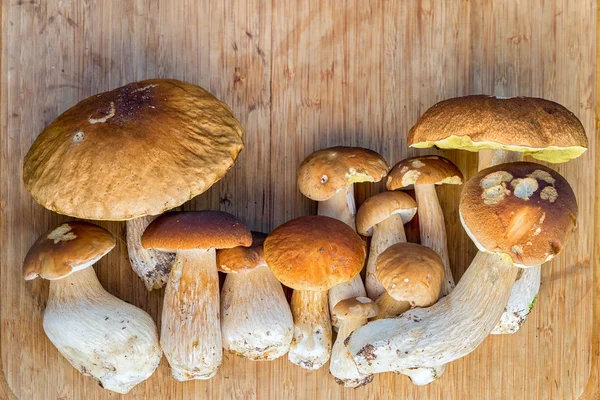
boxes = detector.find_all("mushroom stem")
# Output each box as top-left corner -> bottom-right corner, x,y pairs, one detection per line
318,184 -> 356,228
478,149 -> 523,170
221,265 -> 293,360
373,292 -> 410,320
347,252 -> 518,373
365,215 -> 407,300
161,248 -> 221,381
330,316 -> 372,387
414,184 -> 454,296
288,290 -> 332,370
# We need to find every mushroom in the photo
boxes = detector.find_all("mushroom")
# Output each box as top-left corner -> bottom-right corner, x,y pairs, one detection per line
217,232 -> 294,361
22,79 -> 244,290
408,95 -> 588,332
355,191 -> 418,300
24,222 -> 162,394
346,162 -> 578,375
141,211 -> 252,381
329,297 -> 378,387
264,216 -> 366,370
386,155 -> 463,296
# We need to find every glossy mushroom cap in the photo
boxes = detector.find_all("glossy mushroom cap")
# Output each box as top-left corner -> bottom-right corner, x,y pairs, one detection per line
297,147 -> 389,201
23,222 -> 115,281
332,297 -> 378,321
460,162 -> 578,267
23,79 -> 244,221
141,211 -> 252,251
408,95 -> 588,163
386,155 -> 463,190
356,191 -> 417,236
264,216 -> 366,291
216,232 -> 267,273
376,242 -> 444,306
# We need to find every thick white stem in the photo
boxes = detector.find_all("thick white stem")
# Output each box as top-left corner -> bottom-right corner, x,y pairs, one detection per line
318,184 -> 356,228
161,249 -> 221,381
221,265 -> 294,360
478,149 -> 523,170
373,292 -> 410,320
288,290 -> 332,370
44,267 -> 161,394
330,318 -> 373,388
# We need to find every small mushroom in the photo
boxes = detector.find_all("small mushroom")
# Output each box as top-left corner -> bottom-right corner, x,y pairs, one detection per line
264,216 -> 366,370
142,211 -> 252,381
24,222 -> 162,394
386,155 -> 463,296
356,191 -> 417,300
217,232 -> 293,361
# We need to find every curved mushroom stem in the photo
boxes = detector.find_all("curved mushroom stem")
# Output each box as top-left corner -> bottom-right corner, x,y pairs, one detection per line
288,290 -> 332,370
373,292 -> 410,320
126,216 -> 175,290
161,249 -> 221,381
347,252 -> 518,373
318,184 -> 356,227
414,184 -> 454,296
365,215 -> 407,300
399,365 -> 446,386
330,316 -> 373,387
44,267 -> 162,394
221,265 -> 294,360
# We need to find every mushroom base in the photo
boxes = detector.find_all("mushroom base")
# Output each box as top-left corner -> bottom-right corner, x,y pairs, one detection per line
330,316 -> 373,387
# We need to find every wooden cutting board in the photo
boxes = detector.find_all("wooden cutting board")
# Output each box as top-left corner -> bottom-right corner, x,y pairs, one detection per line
1,0 -> 598,399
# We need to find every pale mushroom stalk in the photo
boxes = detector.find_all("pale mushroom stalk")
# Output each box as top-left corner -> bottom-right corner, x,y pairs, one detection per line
317,184 -> 356,228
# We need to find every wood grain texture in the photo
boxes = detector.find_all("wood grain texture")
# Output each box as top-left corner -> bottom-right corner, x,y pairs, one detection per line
0,0 -> 597,399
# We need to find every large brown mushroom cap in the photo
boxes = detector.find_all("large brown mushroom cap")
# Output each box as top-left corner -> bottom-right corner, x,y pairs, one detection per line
264,216 -> 366,291
356,191 -> 417,236
24,222 -> 115,280
376,242 -> 444,307
460,162 -> 578,267
297,147 -> 389,201
23,79 -> 244,220
386,155 -> 463,190
141,211 -> 252,251
408,95 -> 588,163
216,232 -> 267,273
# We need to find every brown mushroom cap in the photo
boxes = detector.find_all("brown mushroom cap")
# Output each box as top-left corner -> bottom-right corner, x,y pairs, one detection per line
297,147 -> 389,201
459,162 -> 578,267
332,297 -> 379,321
264,216 -> 366,291
386,155 -> 463,190
141,211 -> 252,251
376,242 -> 444,306
408,95 -> 588,163
23,79 -> 244,221
24,222 -> 115,281
216,232 -> 267,273
356,191 -> 417,236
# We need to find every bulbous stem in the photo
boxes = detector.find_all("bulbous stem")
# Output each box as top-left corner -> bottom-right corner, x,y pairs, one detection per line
330,317 -> 373,388
372,292 -> 410,320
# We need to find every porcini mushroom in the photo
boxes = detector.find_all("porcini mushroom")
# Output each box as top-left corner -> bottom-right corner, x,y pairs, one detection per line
346,162 -> 577,375
24,222 -> 162,394
264,216 -> 366,370
217,232 -> 294,361
355,191 -> 418,300
386,156 -> 463,296
142,211 -> 252,381
22,79 -> 244,290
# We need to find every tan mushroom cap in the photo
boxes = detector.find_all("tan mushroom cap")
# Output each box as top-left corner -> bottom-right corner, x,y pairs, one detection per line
408,95 -> 588,163
376,242 -> 444,306
142,211 -> 252,251
386,155 -> 463,190
24,222 -> 115,281
264,216 -> 366,291
356,191 -> 417,236
459,162 -> 578,267
216,232 -> 267,273
297,147 -> 389,201
23,79 -> 244,221
332,297 -> 379,321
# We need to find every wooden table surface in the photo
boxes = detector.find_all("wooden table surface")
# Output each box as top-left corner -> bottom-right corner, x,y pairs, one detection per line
1,0 -> 598,399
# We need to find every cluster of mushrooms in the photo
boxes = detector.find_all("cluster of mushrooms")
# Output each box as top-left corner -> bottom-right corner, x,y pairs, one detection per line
21,79 -> 587,393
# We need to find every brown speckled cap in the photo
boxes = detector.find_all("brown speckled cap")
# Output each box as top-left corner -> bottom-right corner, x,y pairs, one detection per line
142,211 -> 252,251
356,191 -> 417,236
24,222 -> 115,280
332,297 -> 379,320
23,79 -> 244,221
376,242 -> 444,306
386,155 -> 463,190
459,162 -> 578,267
216,232 -> 266,273
264,216 -> 366,291
297,147 -> 389,201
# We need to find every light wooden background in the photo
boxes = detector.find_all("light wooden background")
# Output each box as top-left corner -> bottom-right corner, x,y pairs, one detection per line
1,1 -> 598,399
